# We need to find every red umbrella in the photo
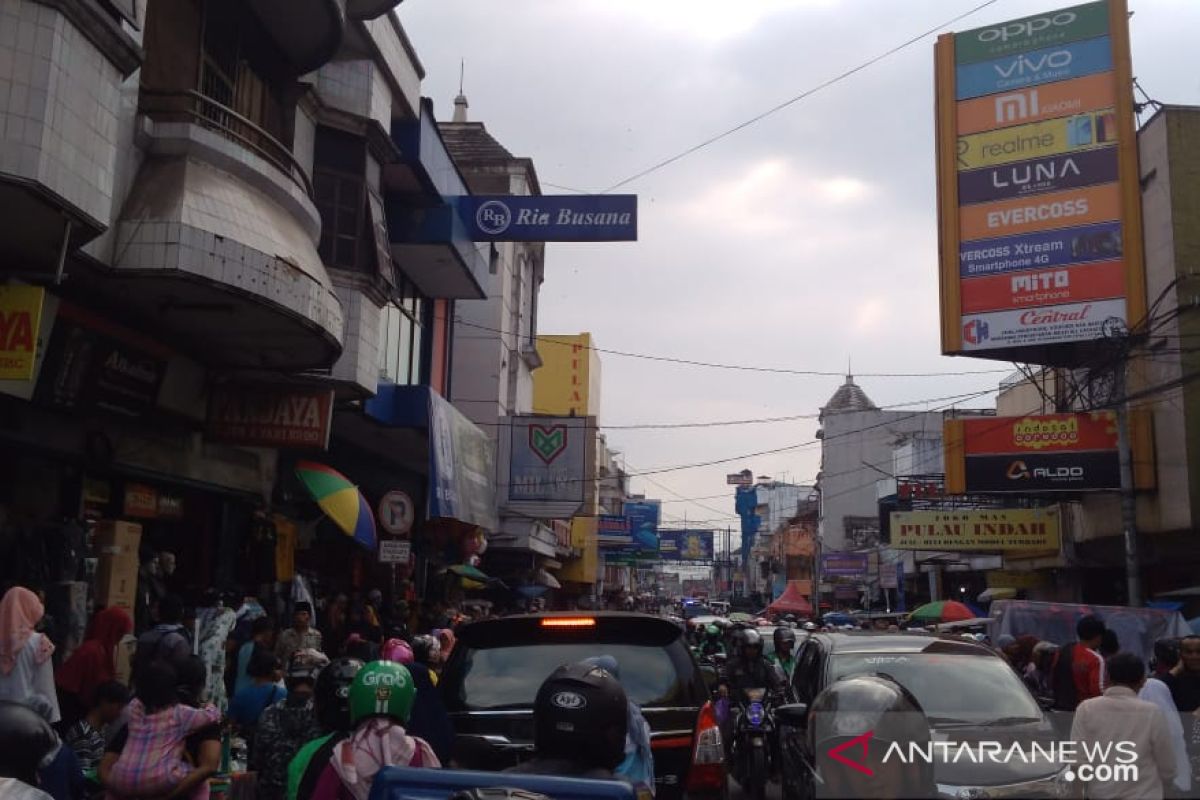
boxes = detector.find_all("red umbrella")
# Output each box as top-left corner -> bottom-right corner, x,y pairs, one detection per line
909,600 -> 977,623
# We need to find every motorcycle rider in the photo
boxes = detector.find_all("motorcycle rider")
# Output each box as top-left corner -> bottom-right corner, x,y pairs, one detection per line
805,674 -> 935,799
700,625 -> 725,658
0,700 -> 59,799
506,661 -> 628,783
723,629 -> 785,700
286,657 -> 364,800
772,627 -> 798,679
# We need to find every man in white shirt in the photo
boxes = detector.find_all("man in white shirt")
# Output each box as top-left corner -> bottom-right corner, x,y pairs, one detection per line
1071,652 -> 1177,800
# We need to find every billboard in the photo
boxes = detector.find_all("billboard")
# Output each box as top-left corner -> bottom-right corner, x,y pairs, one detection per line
943,412 -> 1156,493
659,530 -> 714,562
597,514 -> 632,547
460,195 -> 637,242
821,553 -> 868,579
498,416 -> 593,517
936,0 -> 1146,364
891,507 -> 1061,551
532,333 -> 601,417
0,286 -> 44,381
623,500 -> 661,554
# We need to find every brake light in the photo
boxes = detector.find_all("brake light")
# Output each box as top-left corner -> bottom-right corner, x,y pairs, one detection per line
540,617 -> 596,628
686,700 -> 726,792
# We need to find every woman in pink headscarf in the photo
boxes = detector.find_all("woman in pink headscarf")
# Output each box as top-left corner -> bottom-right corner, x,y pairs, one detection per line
0,586 -> 59,722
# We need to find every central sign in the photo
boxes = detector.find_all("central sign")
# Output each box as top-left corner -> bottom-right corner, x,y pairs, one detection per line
459,195 -> 637,242
499,415 -> 592,517
891,508 -> 1061,551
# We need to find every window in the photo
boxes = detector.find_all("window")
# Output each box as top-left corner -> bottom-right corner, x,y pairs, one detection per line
314,127 -> 368,271
378,276 -> 428,386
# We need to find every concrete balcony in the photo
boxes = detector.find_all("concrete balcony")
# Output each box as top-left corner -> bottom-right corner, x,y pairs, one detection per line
0,0 -> 141,274
95,90 -> 343,370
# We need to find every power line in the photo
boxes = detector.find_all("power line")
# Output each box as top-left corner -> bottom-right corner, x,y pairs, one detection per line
598,0 -> 1001,193
448,314 -> 1013,378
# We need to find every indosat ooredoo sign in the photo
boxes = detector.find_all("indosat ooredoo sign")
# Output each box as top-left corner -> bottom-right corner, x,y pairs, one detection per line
934,1 -> 1145,363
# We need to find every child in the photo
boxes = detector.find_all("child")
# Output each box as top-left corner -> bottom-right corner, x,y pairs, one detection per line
65,681 -> 128,775
103,662 -> 221,800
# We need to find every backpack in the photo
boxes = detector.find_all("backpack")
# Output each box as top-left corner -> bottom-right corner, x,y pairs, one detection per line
1050,643 -> 1079,711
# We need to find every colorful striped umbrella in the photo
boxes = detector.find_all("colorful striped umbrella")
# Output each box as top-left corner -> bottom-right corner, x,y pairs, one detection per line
294,461 -> 376,551
909,600 -> 976,624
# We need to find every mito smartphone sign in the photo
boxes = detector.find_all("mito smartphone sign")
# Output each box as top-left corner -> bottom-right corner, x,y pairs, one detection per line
935,0 -> 1146,365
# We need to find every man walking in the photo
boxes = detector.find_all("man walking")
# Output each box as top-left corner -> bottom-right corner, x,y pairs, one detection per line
1071,652 -> 1176,799
1052,615 -> 1107,711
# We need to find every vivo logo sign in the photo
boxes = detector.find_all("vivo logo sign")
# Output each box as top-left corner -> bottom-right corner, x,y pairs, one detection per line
994,50 -> 1072,79
977,11 -> 1077,43
1012,271 -> 1069,293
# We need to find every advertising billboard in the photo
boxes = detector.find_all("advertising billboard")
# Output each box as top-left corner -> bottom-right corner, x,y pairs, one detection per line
659,530 -> 714,562
936,0 -> 1146,364
460,195 -> 637,242
623,500 -> 661,555
532,333 -> 601,417
891,507 -> 1061,551
944,412 -> 1155,493
498,416 -> 593,518
821,553 -> 869,579
597,514 -> 632,547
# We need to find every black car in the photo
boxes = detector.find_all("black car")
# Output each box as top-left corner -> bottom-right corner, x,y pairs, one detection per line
440,612 -> 727,800
778,632 -> 1065,799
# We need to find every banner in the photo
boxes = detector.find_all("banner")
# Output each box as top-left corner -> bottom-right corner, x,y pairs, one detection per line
0,286 -> 45,381
499,416 -> 590,518
623,500 -> 661,555
205,387 -> 334,450
821,553 -> 868,579
658,530 -> 714,562
597,514 -> 632,547
460,195 -> 637,242
936,0 -> 1146,363
428,391 -> 498,530
891,508 -> 1061,551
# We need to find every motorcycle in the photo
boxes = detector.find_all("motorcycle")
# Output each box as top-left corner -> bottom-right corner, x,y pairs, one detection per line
730,686 -> 775,800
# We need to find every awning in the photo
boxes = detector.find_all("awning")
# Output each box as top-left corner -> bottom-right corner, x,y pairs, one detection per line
767,581 -> 813,616
536,569 -> 562,590
978,587 -> 1017,603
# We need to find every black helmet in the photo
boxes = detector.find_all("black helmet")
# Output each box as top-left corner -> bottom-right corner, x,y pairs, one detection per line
808,675 -> 933,798
773,626 -> 796,651
0,701 -> 57,783
315,657 -> 365,733
741,628 -> 764,658
533,661 -> 628,770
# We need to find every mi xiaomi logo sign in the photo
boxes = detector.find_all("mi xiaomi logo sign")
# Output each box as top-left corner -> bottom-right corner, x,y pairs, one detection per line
996,90 -> 1039,123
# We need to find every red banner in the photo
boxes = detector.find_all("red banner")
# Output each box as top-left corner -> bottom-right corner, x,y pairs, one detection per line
960,259 -> 1125,314
962,412 -> 1118,455
206,387 -> 335,450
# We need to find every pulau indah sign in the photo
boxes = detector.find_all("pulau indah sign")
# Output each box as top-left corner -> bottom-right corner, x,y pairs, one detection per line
459,195 -> 637,242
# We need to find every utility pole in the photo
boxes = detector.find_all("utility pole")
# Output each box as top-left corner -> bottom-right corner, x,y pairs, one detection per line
1106,318 -> 1141,606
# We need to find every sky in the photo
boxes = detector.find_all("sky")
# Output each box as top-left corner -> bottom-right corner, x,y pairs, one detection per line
400,1 -> 1200,533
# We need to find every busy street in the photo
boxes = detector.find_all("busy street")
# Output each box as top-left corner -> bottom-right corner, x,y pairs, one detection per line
2,0 -> 1200,798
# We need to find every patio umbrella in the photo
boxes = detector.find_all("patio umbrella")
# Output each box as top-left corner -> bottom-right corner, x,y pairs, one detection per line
978,588 -> 1017,603
1188,617 -> 1200,635
447,563 -> 490,582
294,461 -> 376,550
910,600 -> 976,624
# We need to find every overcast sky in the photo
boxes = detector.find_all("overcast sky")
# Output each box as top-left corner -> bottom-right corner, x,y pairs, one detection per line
401,1 -> 1200,532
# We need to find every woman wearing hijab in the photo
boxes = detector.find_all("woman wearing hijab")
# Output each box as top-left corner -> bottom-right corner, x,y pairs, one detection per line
55,606 -> 132,726
196,590 -> 238,712
0,587 -> 58,723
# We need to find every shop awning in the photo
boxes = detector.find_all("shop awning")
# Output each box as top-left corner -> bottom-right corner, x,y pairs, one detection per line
363,384 -> 498,530
767,581 -> 813,616
536,569 -> 562,590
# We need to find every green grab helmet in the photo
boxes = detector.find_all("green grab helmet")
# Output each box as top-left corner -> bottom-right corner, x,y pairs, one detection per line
349,660 -> 416,725
705,624 -> 720,638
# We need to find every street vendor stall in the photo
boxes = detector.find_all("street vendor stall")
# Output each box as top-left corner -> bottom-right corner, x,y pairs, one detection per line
990,600 -> 1191,664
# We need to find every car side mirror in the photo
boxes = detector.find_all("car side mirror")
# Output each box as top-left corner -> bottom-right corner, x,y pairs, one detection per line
775,702 -> 809,727
699,664 -> 719,691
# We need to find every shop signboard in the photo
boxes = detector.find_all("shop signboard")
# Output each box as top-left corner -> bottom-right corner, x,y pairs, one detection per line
936,0 -> 1145,364
944,412 -> 1136,492
623,500 -> 661,556
658,530 -> 714,563
205,387 -> 334,450
123,483 -> 158,518
891,507 -> 1061,551
377,490 -> 415,536
597,514 -> 632,547
429,392 -> 498,530
726,470 -> 753,486
378,539 -> 411,565
987,568 -> 1051,589
821,552 -> 868,579
461,195 -> 637,242
0,290 -> 57,401
499,416 -> 590,518
0,286 -> 45,381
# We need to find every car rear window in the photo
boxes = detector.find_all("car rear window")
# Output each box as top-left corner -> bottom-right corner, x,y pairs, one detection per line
453,643 -> 690,710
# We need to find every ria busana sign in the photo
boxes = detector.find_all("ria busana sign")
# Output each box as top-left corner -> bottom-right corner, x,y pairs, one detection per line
459,195 -> 637,242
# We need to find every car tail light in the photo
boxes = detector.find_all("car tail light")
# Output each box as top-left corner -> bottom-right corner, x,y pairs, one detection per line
686,700 -> 725,793
540,617 -> 596,628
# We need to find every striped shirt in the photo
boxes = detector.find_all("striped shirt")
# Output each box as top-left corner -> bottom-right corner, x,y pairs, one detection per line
64,718 -> 105,773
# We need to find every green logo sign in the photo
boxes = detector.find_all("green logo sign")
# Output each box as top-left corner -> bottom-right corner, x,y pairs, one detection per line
955,0 -> 1109,65
529,425 -> 568,464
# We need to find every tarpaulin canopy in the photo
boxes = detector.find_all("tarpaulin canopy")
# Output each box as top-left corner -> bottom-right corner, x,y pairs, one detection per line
768,581 -> 812,616
990,600 -> 1192,665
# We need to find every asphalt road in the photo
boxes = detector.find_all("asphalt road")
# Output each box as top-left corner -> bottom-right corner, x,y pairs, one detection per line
728,776 -> 784,800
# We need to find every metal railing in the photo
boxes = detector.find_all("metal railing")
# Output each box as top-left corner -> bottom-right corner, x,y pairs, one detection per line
139,87 -> 313,199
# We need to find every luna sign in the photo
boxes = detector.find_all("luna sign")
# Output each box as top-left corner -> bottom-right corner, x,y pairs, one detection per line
460,195 -> 637,242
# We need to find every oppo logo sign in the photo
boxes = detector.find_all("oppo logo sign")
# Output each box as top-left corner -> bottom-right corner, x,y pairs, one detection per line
977,11 -> 1077,43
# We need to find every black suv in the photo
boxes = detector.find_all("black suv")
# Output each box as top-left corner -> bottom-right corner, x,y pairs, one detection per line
440,612 -> 727,800
779,632 -> 1064,799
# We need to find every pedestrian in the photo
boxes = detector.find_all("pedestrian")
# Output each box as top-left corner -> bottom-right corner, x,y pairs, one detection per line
55,606 -> 132,727
433,628 -> 455,663
1070,652 -> 1176,800
234,616 -> 276,696
23,694 -> 85,800
1023,641 -> 1058,699
1140,670 -> 1192,796
253,649 -> 328,800
382,639 -> 455,764
1051,614 -> 1107,711
321,594 -> 349,653
100,661 -> 222,800
0,587 -> 58,723
0,700 -> 59,800
132,593 -> 192,686
63,680 -> 128,776
1153,640 -> 1180,680
1166,635 -> 1200,712
228,650 -> 286,733
195,590 -> 237,712
1101,629 -> 1121,659
276,602 -> 322,664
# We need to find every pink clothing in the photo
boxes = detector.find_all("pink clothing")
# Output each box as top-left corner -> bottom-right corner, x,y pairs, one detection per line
326,718 -> 439,800
0,587 -> 52,676
106,699 -> 222,800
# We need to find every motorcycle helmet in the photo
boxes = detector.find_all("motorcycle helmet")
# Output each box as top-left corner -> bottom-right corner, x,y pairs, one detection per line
741,628 -> 764,659
0,701 -> 57,783
705,624 -> 721,639
349,660 -> 416,725
808,675 -> 934,799
533,661 -> 628,771
773,626 -> 796,653
803,621 -> 817,632
412,634 -> 441,664
287,648 -> 330,688
382,638 -> 415,664
315,657 -> 365,732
